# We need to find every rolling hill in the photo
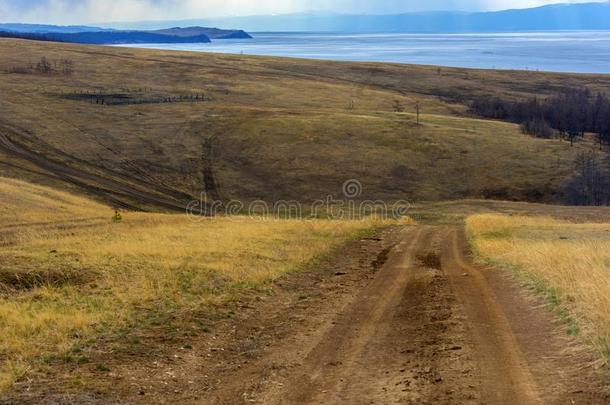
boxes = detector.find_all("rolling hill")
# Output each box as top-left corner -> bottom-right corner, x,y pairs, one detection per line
152,27 -> 252,39
0,23 -> 112,34
1,38 -> 609,211
0,30 -> 212,44
0,24 -> 252,45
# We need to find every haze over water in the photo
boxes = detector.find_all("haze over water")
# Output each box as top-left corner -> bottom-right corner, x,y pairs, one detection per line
124,31 -> 610,74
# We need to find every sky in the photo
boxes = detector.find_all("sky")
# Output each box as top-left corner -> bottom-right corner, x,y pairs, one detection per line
0,0 -> 602,24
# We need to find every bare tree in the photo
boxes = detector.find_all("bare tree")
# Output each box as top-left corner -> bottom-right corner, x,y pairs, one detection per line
36,56 -> 52,74
393,100 -> 403,112
60,59 -> 74,76
562,151 -> 609,206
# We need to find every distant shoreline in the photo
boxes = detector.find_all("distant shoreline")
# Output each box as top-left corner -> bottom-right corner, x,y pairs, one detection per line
0,25 -> 252,45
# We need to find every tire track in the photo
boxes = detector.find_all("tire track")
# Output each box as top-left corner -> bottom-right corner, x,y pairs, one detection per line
0,129 -> 204,213
442,227 -> 543,404
270,226 -> 434,404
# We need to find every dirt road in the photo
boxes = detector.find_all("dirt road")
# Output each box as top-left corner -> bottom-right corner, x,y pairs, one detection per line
249,225 -> 608,404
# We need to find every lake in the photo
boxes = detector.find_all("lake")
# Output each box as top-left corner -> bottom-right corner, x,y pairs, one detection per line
123,31 -> 610,74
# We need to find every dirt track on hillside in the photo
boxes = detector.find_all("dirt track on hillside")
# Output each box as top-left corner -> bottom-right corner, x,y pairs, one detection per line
0,126 -> 195,212
5,225 -> 608,404
233,225 -> 606,405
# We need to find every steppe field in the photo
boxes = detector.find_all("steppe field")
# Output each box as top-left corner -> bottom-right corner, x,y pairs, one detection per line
1,37 -> 610,404
2,38 -> 610,208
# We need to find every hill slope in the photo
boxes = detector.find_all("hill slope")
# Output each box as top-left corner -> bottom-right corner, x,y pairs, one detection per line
0,175 -> 391,391
153,26 -> 252,39
1,38 -> 609,210
0,23 -> 110,34
0,30 -> 212,44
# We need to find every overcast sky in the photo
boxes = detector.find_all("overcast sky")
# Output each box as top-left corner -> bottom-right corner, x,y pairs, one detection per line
0,0 -> 602,24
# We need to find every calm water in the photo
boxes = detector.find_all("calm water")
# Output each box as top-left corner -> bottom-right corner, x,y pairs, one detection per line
123,31 -> 610,74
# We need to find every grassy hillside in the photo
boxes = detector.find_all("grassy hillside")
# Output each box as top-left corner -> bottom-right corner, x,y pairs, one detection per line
468,214 -> 610,363
1,38 -> 610,209
0,176 -> 396,390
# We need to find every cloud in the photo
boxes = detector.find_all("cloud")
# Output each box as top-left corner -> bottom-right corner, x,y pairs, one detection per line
0,0 -> 602,24
0,0 -> 296,23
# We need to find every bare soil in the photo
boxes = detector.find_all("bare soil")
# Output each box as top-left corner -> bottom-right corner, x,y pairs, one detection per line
3,225 -> 609,404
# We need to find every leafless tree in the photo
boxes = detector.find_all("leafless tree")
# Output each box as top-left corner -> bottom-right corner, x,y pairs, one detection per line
36,56 -> 52,74
60,59 -> 74,76
393,100 -> 403,112
562,151 -> 609,206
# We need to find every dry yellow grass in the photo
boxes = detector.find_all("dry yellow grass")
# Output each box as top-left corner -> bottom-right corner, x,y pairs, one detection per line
0,38 -> 603,207
0,177 -> 401,390
0,176 -> 107,224
467,214 -> 610,361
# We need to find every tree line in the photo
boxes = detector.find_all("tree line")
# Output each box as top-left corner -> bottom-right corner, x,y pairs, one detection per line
0,31 -> 63,43
470,88 -> 610,149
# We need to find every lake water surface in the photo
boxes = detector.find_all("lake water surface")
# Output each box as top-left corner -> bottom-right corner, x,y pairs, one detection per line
123,31 -> 610,74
